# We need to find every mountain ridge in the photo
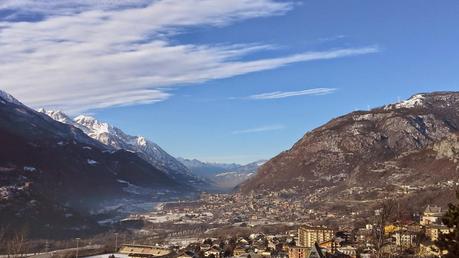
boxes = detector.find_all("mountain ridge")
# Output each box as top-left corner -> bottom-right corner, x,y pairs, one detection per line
178,158 -> 266,190
0,90 -> 188,237
240,91 -> 459,211
39,109 -> 208,189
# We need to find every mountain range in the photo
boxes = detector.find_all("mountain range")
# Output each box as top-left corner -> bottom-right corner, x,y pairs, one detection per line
178,158 -> 266,190
38,109 -> 208,189
0,90 -> 193,237
240,92 -> 459,214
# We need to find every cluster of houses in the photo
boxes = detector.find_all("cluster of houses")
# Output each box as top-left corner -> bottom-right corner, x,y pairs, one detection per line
114,205 -> 453,258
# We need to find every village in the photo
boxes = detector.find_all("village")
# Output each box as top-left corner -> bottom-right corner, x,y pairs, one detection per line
107,204 -> 451,258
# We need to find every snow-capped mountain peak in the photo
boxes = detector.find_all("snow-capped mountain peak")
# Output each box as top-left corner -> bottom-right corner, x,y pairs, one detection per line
74,115 -> 112,135
39,109 -> 207,188
39,109 -> 74,124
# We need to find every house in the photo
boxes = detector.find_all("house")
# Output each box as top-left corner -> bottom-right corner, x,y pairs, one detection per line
233,247 -> 247,257
336,246 -> 357,257
119,244 -> 172,258
419,242 -> 445,257
288,246 -> 310,258
426,225 -> 452,241
393,230 -> 417,247
420,205 -> 443,226
204,246 -> 221,258
288,243 -> 326,258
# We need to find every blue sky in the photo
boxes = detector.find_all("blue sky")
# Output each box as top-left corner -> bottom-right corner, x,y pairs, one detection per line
1,1 -> 458,163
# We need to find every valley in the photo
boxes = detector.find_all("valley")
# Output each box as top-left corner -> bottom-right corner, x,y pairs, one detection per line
1,91 -> 459,258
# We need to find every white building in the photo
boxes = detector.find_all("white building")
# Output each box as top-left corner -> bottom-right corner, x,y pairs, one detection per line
420,205 -> 443,226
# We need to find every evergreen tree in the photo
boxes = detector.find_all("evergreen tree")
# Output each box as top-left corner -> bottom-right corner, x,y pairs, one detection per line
436,191 -> 459,257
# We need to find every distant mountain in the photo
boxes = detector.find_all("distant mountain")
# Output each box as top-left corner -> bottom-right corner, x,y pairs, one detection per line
0,90 -> 186,237
177,158 -> 241,177
178,158 -> 266,190
39,109 -> 208,189
213,160 -> 266,190
240,92 -> 459,213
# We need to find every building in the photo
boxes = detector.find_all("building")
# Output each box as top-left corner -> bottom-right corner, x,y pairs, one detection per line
298,226 -> 334,248
427,225 -> 452,241
337,246 -> 357,257
288,246 -> 310,258
288,245 -> 326,258
393,231 -> 417,247
204,246 -> 221,258
119,244 -> 172,258
420,205 -> 443,226
233,247 -> 247,257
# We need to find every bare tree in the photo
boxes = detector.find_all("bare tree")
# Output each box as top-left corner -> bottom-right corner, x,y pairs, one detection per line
6,227 -> 28,257
0,226 -> 7,251
372,199 -> 397,258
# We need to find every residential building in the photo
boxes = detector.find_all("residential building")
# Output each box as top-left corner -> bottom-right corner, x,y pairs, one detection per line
393,231 -> 417,247
288,246 -> 310,258
298,226 -> 334,248
427,225 -> 452,241
421,205 -> 443,226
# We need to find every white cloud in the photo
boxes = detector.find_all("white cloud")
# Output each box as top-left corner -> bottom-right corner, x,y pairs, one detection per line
0,0 -> 378,114
247,87 -> 336,100
232,125 -> 285,134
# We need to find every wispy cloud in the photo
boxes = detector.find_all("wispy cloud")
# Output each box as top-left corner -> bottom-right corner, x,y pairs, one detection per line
232,124 -> 285,134
247,87 -> 336,100
0,0 -> 378,114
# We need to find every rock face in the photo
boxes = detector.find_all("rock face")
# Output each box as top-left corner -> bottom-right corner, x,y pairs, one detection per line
240,92 -> 459,205
0,90 -> 185,237
39,110 -> 208,189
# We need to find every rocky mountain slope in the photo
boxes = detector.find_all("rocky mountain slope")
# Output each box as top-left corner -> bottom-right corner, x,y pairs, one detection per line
39,109 -> 208,189
240,92 -> 459,211
178,158 -> 265,190
0,90 -> 186,237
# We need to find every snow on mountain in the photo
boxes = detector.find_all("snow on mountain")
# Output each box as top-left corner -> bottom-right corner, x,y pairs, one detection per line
178,158 -> 266,190
38,109 -> 76,125
39,109 -> 199,183
0,90 -> 22,105
384,94 -> 425,110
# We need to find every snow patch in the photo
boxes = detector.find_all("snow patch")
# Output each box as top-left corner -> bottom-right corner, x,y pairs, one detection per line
137,136 -> 147,146
384,94 -> 425,110
23,166 -> 37,172
87,159 -> 98,165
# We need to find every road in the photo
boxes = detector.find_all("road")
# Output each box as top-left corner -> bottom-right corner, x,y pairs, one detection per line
0,244 -> 103,258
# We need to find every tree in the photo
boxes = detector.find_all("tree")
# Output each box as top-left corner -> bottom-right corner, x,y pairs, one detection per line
6,229 -> 28,257
436,191 -> 459,257
372,199 -> 397,258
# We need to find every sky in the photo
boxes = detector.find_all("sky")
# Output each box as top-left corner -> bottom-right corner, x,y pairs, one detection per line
1,0 -> 458,164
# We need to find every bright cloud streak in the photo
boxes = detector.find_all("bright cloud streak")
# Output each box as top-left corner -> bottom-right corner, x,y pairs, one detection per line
232,125 -> 285,134
248,88 -> 337,100
0,0 -> 378,114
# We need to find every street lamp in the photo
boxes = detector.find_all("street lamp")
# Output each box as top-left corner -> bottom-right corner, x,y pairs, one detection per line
76,238 -> 81,258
